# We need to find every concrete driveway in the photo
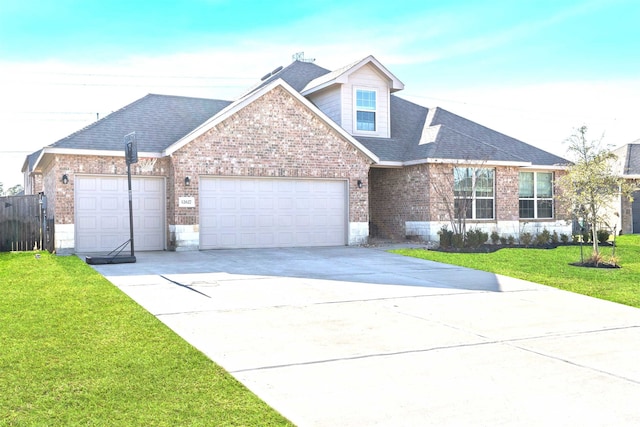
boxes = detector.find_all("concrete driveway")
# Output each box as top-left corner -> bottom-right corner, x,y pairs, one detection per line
88,246 -> 640,426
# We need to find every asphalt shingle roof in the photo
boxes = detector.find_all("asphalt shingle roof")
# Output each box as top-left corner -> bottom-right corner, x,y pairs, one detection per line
245,60 -> 331,95
49,94 -> 231,152
42,58 -> 568,167
623,143 -> 640,175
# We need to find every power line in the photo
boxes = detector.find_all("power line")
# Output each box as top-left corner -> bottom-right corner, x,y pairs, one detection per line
24,71 -> 256,81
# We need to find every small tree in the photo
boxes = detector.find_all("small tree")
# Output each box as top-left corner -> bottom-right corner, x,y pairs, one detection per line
557,126 -> 634,263
6,184 -> 23,196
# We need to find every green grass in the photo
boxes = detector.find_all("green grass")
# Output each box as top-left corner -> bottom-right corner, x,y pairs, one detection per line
391,234 -> 640,308
0,252 -> 293,426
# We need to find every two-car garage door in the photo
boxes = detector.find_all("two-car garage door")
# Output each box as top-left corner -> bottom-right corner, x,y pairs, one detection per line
199,177 -> 347,249
75,176 -> 165,252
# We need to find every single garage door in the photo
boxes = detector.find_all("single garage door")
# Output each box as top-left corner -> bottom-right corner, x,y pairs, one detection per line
75,175 -> 165,252
200,177 -> 347,249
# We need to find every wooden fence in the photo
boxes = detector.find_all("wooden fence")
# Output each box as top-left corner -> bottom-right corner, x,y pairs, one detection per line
0,194 -> 55,252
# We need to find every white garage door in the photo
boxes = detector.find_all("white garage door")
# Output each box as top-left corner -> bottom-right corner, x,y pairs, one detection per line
75,176 -> 165,252
200,177 -> 347,249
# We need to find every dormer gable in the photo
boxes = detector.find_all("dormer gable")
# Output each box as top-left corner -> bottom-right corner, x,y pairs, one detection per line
301,56 -> 404,139
301,55 -> 404,95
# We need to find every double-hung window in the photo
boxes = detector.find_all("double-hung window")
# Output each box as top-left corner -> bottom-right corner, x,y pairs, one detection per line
519,172 -> 553,218
453,167 -> 495,219
355,89 -> 376,131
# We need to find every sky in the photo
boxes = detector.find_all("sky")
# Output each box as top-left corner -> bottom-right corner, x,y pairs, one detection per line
1,0 -> 639,190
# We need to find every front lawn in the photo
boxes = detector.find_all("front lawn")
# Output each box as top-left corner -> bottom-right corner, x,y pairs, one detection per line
391,234 -> 640,308
0,252 -> 292,426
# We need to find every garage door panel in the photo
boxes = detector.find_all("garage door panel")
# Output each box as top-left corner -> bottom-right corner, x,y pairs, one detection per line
76,176 -> 165,252
200,177 -> 346,249
99,178 -> 119,191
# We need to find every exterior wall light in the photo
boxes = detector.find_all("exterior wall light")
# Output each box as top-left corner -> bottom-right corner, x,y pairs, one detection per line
357,179 -> 363,188
184,176 -> 191,186
62,174 -> 69,185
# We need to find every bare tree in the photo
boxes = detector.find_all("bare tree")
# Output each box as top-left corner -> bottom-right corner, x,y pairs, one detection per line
430,161 -> 490,239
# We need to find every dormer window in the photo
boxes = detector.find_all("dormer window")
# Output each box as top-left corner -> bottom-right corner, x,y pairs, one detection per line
355,89 -> 376,131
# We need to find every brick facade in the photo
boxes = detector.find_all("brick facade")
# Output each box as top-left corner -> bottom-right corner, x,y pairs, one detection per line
43,85 -> 373,251
371,163 -> 572,241
42,154 -> 169,225
170,85 -> 372,229
369,165 -> 430,239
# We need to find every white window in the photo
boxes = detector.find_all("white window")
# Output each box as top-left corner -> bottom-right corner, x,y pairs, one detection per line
453,167 -> 495,219
355,89 -> 376,131
519,172 -> 553,219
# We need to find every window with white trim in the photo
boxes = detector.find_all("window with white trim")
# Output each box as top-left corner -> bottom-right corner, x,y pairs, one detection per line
355,89 -> 376,131
519,172 -> 554,218
453,167 -> 495,219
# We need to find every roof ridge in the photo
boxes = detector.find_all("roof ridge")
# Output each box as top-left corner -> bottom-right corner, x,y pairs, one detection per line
146,93 -> 230,102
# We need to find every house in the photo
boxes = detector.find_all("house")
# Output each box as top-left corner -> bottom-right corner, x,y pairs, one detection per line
23,55 -> 572,254
612,142 -> 640,233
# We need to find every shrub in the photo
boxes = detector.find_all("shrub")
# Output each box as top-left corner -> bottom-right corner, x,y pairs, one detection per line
572,234 -> 580,243
551,231 -> 559,244
466,229 -> 488,248
582,229 -> 591,243
597,229 -> 610,244
438,226 -> 453,249
499,236 -> 507,245
520,232 -> 533,247
507,235 -> 515,245
452,233 -> 465,249
490,231 -> 500,245
535,228 -> 551,246
560,233 -> 569,244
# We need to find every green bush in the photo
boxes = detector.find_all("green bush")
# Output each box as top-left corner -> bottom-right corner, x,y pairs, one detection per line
597,229 -> 610,244
535,228 -> 551,246
452,233 -> 465,249
466,228 -> 488,248
560,233 -> 569,243
507,235 -> 515,245
520,232 -> 533,247
438,226 -> 453,249
499,236 -> 507,245
551,231 -> 559,244
490,231 -> 500,245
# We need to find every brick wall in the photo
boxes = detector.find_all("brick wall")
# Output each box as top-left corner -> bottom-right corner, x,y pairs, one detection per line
369,164 -> 430,239
496,167 -> 520,221
170,85 -> 372,227
42,154 -> 169,224
371,163 -> 570,240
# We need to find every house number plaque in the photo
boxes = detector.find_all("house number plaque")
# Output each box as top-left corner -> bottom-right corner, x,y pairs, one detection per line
179,197 -> 195,208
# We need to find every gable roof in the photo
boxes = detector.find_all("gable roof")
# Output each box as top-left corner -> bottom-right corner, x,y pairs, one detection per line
22,149 -> 43,173
48,94 -> 231,153
164,78 -> 378,163
301,55 -> 404,95
613,142 -> 640,176
28,54 -> 569,172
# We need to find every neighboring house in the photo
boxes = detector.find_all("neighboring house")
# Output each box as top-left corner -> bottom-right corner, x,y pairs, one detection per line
612,142 -> 640,234
23,55 -> 572,254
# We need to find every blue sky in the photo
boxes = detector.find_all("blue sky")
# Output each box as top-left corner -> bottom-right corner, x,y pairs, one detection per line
1,0 -> 639,187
